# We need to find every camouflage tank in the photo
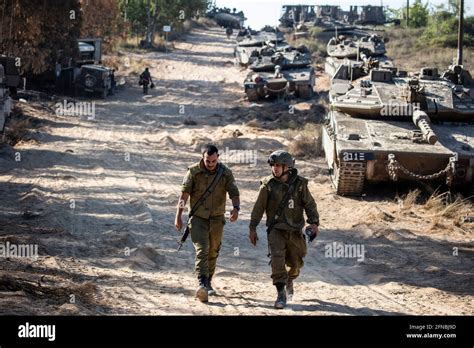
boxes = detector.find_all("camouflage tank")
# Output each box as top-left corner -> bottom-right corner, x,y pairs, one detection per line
244,45 -> 314,101
249,45 -> 311,72
325,50 -> 394,78
293,22 -> 310,39
325,34 -> 393,78
234,31 -> 285,66
327,35 -> 359,58
244,66 -> 315,101
322,64 -> 474,195
358,34 -> 387,56
207,7 -> 246,29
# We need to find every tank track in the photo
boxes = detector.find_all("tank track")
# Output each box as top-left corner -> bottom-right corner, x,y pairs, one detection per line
333,161 -> 367,196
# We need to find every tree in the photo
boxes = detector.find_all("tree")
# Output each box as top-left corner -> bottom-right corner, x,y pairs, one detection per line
394,0 -> 429,28
420,4 -> 474,47
80,0 -> 127,53
0,0 -> 82,74
118,0 -> 210,48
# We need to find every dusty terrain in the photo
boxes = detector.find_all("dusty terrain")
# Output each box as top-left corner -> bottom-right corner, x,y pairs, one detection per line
0,27 -> 473,315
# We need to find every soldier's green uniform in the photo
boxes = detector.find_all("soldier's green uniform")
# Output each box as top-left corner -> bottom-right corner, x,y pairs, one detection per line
181,159 -> 240,281
249,169 -> 319,286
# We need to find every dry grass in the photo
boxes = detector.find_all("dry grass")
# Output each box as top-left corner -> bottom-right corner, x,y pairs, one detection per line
423,191 -> 473,220
397,189 -> 473,232
286,34 -> 327,65
116,18 -> 214,52
288,123 -> 322,158
398,189 -> 421,211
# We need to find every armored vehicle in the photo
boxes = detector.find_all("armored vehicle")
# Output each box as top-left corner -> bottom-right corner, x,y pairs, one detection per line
250,46 -> 311,72
244,44 -> 314,101
207,7 -> 246,29
325,34 -> 392,78
327,35 -> 359,58
244,66 -> 315,101
358,34 -> 387,56
234,31 -> 285,66
0,56 -> 21,91
0,57 -> 21,132
75,65 -> 115,99
0,65 -> 12,132
322,64 -> 474,195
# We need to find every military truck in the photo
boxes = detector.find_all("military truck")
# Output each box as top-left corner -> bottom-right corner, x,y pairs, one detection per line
75,65 -> 115,99
0,65 -> 11,132
0,56 -> 21,87
322,64 -> 474,195
0,56 -> 21,132
72,39 -> 116,98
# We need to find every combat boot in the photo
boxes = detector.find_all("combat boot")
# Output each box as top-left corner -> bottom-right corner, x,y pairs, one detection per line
207,276 -> 216,296
286,279 -> 294,300
274,283 -> 287,309
196,275 -> 209,303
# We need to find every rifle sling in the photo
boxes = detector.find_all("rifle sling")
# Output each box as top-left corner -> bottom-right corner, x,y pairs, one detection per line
267,174 -> 297,234
188,164 -> 225,219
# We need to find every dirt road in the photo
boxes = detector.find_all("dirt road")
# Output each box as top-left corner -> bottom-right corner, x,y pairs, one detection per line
0,27 -> 472,315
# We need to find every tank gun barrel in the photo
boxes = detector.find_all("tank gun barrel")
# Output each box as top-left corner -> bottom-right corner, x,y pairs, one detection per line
412,110 -> 438,145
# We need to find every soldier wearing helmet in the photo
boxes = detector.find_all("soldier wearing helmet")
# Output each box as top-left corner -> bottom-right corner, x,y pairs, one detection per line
248,150 -> 319,309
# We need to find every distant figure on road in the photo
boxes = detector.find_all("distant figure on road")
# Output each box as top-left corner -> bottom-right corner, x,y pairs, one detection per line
226,26 -> 233,40
139,67 -> 154,94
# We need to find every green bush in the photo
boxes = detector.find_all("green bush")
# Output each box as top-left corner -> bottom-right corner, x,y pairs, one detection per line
420,9 -> 474,47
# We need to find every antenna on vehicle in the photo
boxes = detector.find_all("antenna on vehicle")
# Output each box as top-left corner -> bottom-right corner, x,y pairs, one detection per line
457,0 -> 464,66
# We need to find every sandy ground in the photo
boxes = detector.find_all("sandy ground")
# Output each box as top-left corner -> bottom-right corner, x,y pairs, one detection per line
0,27 -> 473,315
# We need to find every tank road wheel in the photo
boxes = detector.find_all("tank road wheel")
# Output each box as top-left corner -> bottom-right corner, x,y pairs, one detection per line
298,85 -> 314,99
246,89 -> 259,102
330,160 -> 366,196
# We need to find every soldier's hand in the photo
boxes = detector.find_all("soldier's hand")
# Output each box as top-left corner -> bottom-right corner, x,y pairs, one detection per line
175,216 -> 183,231
310,224 -> 319,240
249,229 -> 258,246
229,208 -> 239,222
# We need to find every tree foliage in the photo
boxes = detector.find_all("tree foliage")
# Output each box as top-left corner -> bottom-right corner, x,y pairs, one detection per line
0,0 -> 82,74
392,0 -> 429,28
421,4 -> 474,47
389,0 -> 473,48
118,0 -> 210,47
80,0 -> 127,53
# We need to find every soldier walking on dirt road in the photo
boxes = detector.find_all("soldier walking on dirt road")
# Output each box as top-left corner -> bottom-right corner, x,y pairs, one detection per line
248,150 -> 319,309
175,145 -> 240,303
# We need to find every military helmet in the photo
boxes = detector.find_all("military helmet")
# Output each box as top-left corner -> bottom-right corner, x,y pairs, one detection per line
267,150 -> 295,167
